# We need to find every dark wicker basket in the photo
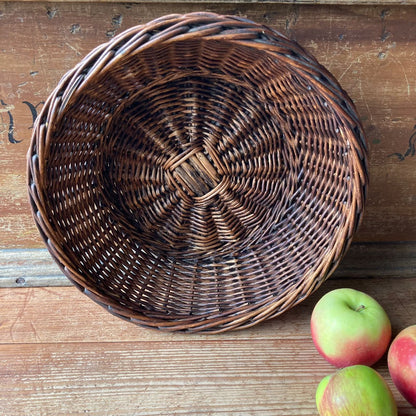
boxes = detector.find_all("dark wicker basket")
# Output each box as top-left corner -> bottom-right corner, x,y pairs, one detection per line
27,12 -> 367,333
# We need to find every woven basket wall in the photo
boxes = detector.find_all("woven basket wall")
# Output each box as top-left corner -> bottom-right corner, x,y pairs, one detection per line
27,12 -> 368,333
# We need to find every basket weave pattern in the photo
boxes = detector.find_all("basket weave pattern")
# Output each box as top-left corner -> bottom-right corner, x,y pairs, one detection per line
28,13 -> 367,332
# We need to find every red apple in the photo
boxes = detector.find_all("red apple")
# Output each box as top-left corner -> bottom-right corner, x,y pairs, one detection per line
316,365 -> 397,416
311,288 -> 391,367
388,325 -> 416,406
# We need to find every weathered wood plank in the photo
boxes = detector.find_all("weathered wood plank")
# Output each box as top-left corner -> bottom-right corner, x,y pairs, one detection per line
334,241 -> 416,278
8,0 -> 416,4
1,2 -> 416,248
0,248 -> 68,287
1,340 -> 414,416
0,275 -> 415,344
0,277 -> 415,415
0,340 -> 343,416
1,243 -> 415,288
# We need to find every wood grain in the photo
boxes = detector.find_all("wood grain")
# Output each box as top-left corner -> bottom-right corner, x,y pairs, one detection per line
0,248 -> 68,287
1,276 -> 416,343
0,277 -> 415,415
0,341 -> 338,416
0,342 -> 414,416
0,3 -> 416,248
8,0 -> 416,4
1,243 -> 415,288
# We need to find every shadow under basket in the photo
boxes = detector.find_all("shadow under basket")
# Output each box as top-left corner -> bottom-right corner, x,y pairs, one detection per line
27,12 -> 368,333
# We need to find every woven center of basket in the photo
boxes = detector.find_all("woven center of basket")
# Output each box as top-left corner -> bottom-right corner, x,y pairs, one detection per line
96,67 -> 299,256
169,149 -> 221,197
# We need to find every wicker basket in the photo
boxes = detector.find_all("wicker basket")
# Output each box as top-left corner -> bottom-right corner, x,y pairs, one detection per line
27,12 -> 367,333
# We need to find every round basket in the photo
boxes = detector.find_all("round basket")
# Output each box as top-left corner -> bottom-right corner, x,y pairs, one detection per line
27,12 -> 367,333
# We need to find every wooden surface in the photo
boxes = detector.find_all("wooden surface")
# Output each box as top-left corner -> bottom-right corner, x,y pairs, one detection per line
0,278 -> 415,415
1,2 -> 416,415
8,0 -> 416,4
1,242 -> 416,288
1,2 -> 416,247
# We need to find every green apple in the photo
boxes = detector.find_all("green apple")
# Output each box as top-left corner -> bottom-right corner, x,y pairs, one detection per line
388,325 -> 416,406
316,365 -> 397,416
311,288 -> 391,367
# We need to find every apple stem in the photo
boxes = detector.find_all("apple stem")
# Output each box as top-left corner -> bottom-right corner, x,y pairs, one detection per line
355,304 -> 366,312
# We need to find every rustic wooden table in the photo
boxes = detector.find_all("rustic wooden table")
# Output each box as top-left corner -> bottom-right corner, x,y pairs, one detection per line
1,1 -> 416,414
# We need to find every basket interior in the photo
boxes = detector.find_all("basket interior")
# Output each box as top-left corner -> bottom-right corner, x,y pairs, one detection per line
39,36 -> 358,327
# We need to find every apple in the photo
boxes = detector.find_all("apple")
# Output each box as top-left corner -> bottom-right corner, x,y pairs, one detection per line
388,325 -> 416,406
316,365 -> 397,416
311,288 -> 391,367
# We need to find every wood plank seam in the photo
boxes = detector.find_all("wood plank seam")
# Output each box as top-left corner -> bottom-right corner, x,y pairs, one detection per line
0,243 -> 415,287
